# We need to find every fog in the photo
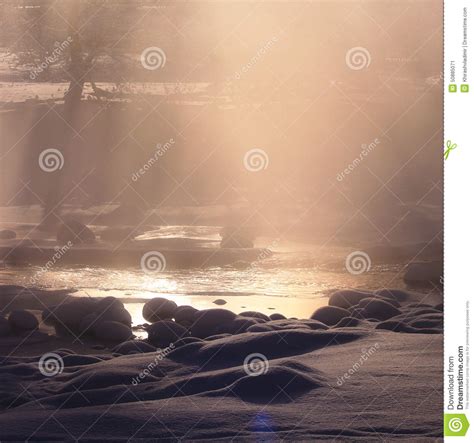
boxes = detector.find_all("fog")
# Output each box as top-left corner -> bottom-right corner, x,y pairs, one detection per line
0,0 -> 442,243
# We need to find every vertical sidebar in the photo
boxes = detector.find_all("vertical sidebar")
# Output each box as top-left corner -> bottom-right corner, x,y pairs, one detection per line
445,0 -> 473,439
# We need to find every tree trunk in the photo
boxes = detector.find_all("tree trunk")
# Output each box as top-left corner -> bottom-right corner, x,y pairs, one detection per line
40,11 -> 85,229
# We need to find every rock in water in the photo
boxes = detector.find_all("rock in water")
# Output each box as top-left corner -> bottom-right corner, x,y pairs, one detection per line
269,313 -> 286,320
0,230 -> 16,240
239,311 -> 270,321
328,289 -> 374,309
57,219 -> 95,244
374,288 -> 410,302
213,299 -> 227,306
143,298 -> 178,322
79,313 -> 99,336
358,297 -> 400,309
42,297 -> 133,338
44,298 -> 98,334
173,305 -> 199,327
8,310 -> 39,332
310,306 -> 351,326
360,299 -> 401,321
93,321 -> 133,342
190,309 -> 237,338
219,317 -> 259,334
147,321 -> 189,346
96,296 -> 124,312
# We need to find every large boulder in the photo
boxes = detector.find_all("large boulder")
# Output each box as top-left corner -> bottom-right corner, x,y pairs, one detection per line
143,298 -> 178,323
79,313 -> 99,336
358,297 -> 400,309
43,296 -> 132,337
374,289 -> 410,302
44,298 -> 99,334
93,321 -> 133,342
360,299 -> 401,321
57,219 -> 95,245
239,311 -> 270,321
0,316 -> 11,336
190,309 -> 237,338
8,310 -> 39,332
0,230 -> 16,240
217,316 -> 259,335
147,320 -> 189,347
95,298 -> 131,327
328,290 -> 374,309
173,305 -> 199,327
96,296 -> 125,312
310,306 -> 351,326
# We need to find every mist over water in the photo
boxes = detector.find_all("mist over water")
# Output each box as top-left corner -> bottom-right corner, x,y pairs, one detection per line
0,0 -> 443,312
